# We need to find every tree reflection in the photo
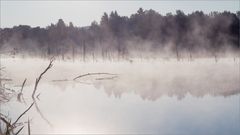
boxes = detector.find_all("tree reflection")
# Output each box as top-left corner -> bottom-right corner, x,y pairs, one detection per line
92,74 -> 239,101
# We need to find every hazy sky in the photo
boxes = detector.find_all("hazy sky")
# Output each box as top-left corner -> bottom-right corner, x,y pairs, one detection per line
0,0 -> 239,28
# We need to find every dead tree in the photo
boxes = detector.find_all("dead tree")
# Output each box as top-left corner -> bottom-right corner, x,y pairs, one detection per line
17,78 -> 27,103
31,58 -> 54,99
30,58 -> 54,127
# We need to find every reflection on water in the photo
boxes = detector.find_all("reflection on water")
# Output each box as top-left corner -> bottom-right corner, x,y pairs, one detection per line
0,58 -> 240,134
92,73 -> 239,101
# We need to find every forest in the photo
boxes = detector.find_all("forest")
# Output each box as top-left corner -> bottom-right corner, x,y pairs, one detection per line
0,8 -> 239,60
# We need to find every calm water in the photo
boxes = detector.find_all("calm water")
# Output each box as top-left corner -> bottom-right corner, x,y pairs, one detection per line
1,58 -> 240,134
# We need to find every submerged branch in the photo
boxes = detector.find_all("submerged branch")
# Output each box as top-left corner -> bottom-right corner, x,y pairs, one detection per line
73,72 -> 118,80
95,76 -> 118,80
0,78 -> 12,81
51,79 -> 69,82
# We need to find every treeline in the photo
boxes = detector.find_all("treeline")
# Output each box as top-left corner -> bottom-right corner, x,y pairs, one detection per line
0,8 -> 239,60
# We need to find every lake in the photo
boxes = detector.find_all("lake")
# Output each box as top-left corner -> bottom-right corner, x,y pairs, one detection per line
0,57 -> 239,134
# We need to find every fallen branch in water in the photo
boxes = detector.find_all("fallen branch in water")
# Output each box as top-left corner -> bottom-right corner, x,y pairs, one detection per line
74,80 -> 93,85
0,78 -> 12,81
73,72 -> 118,80
95,76 -> 118,80
51,79 -> 69,82
32,58 -> 54,99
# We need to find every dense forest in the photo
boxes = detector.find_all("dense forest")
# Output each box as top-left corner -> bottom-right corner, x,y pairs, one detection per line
0,8 -> 239,60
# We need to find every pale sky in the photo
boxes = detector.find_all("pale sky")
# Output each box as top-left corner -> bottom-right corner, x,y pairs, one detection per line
0,0 -> 239,28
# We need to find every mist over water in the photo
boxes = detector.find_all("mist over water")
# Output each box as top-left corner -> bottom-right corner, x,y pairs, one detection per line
0,57 -> 239,134
1,9 -> 239,61
0,6 -> 240,135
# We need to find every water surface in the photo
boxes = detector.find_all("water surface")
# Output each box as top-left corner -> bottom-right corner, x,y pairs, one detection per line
1,58 -> 239,134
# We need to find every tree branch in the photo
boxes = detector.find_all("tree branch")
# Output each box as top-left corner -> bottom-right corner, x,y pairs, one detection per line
32,58 -> 54,99
12,102 -> 34,126
17,78 -> 27,103
73,72 -> 117,80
